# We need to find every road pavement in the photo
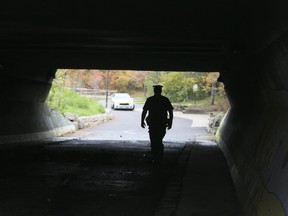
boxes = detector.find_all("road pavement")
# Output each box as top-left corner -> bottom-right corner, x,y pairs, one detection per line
64,105 -> 211,143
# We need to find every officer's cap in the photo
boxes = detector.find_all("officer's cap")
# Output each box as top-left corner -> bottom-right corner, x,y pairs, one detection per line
153,85 -> 163,88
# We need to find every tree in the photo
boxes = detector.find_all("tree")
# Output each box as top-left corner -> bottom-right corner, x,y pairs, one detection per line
161,72 -> 196,102
83,69 -> 102,89
47,69 -> 67,112
201,72 -> 220,105
143,71 -> 165,96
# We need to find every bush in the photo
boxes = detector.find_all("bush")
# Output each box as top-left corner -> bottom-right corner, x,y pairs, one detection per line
47,87 -> 105,116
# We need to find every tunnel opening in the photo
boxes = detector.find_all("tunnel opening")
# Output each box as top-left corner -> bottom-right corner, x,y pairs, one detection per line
46,69 -> 229,143
0,68 -> 241,216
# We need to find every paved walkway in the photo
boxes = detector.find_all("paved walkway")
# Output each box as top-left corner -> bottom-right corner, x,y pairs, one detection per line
1,139 -> 242,215
175,141 -> 243,216
134,108 -> 210,128
173,111 -> 209,128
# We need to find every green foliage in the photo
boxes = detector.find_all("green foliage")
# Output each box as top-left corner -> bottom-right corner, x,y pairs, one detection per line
47,88 -> 105,116
143,71 -> 164,96
161,72 -> 207,103
161,72 -> 188,102
46,70 -> 105,116
139,71 -> 228,109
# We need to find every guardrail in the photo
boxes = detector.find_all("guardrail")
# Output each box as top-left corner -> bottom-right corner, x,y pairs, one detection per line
68,88 -> 117,97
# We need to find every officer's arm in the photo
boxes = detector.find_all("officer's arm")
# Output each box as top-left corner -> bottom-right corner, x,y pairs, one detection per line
141,109 -> 148,128
167,109 -> 173,129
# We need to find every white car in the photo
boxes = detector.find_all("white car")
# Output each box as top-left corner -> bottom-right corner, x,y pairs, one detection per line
111,93 -> 135,110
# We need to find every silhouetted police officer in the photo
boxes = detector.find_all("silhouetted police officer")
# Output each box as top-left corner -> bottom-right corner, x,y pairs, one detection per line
141,85 -> 174,162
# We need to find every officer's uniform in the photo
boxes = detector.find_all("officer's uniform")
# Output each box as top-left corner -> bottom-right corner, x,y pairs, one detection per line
142,85 -> 174,161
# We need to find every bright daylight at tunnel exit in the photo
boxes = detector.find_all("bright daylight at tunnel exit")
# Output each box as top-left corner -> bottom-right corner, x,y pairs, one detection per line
46,69 -> 229,142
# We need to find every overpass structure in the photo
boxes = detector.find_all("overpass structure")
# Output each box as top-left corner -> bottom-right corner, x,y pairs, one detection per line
1,1 -> 288,215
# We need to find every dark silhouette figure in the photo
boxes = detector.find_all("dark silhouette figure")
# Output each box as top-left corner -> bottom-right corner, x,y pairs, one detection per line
141,85 -> 174,162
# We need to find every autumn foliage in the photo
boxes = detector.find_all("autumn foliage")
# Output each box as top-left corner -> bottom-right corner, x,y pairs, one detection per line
49,69 -> 229,112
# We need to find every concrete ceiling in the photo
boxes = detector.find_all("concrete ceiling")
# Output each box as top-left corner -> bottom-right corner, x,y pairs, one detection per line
0,0 -> 247,71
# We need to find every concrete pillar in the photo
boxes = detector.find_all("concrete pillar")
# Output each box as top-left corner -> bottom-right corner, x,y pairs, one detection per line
0,66 -> 75,144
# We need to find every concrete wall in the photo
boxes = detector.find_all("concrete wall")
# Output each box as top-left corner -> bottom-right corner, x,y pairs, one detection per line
0,101 -> 75,144
217,2 -> 288,215
0,67 -> 76,144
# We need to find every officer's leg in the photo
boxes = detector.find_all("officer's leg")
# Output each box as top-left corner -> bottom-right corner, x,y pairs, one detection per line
149,127 -> 157,159
156,126 -> 166,161
149,125 -> 166,162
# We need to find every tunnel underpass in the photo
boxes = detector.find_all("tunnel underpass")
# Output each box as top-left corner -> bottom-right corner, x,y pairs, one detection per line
0,139 -> 242,216
1,1 -> 288,215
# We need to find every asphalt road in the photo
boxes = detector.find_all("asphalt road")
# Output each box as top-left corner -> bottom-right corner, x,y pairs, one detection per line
66,103 -> 210,143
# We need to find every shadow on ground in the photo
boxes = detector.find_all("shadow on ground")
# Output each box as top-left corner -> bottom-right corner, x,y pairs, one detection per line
0,140 -> 242,216
0,140 -> 187,216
